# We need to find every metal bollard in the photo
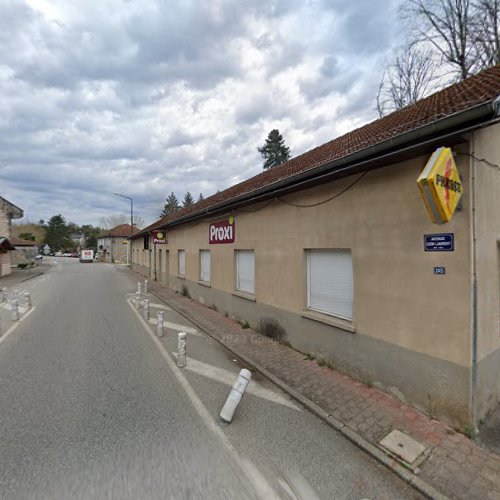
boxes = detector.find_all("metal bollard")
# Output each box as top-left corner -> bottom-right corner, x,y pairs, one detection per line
220,369 -> 252,423
11,298 -> 19,321
2,287 -> 7,303
143,299 -> 150,320
177,332 -> 187,367
24,291 -> 31,310
135,290 -> 141,309
156,310 -> 164,337
144,279 -> 148,294
137,281 -> 142,294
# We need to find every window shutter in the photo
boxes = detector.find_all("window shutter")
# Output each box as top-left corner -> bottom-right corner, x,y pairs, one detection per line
200,250 -> 210,282
236,250 -> 255,294
308,250 -> 353,320
178,250 -> 185,276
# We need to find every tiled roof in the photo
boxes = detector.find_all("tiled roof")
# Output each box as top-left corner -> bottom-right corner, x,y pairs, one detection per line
9,236 -> 37,246
101,224 -> 139,238
135,64 -> 500,237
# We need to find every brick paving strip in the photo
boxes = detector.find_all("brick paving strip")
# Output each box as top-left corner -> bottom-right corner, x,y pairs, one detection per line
130,271 -> 500,500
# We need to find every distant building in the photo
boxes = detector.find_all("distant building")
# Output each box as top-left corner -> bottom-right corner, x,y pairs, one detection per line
97,224 -> 138,263
69,233 -> 86,250
9,236 -> 38,267
0,197 -> 24,277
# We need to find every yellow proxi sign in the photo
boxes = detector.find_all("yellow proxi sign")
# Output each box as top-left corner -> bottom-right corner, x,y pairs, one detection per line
417,147 -> 463,224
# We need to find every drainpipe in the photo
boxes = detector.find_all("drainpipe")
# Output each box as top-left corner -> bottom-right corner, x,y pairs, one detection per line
469,132 -> 479,433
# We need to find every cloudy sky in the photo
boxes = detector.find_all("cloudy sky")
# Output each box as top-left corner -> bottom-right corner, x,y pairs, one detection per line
1,0 -> 399,227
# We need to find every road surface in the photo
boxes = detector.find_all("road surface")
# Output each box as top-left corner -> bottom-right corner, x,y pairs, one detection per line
0,258 -> 422,499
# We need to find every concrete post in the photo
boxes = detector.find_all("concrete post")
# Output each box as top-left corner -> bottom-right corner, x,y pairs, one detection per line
144,279 -> 148,294
177,332 -> 187,367
143,299 -> 150,321
135,290 -> 141,309
2,287 -> 7,303
137,281 -> 142,294
24,291 -> 31,310
156,310 -> 164,337
220,369 -> 252,423
11,298 -> 19,321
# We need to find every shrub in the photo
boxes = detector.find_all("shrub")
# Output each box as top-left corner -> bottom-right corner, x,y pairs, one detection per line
17,263 -> 28,269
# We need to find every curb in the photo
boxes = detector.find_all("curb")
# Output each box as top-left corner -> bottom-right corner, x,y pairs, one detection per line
149,286 -> 448,500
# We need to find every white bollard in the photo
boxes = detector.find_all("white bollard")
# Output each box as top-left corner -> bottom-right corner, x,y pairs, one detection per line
220,369 -> 252,423
2,287 -> 7,303
156,310 -> 164,337
11,298 -> 19,321
135,290 -> 141,309
13,289 -> 19,300
144,279 -> 148,294
24,291 -> 31,310
177,332 -> 187,367
137,281 -> 142,294
143,299 -> 150,320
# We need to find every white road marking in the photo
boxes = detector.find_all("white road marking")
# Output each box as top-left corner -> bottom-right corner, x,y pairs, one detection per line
125,298 -> 282,499
148,302 -> 171,310
0,307 -> 37,346
171,353 -> 301,411
0,303 -> 27,314
147,317 -> 199,335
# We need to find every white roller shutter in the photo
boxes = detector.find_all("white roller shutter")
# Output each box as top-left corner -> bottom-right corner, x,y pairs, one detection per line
178,250 -> 185,276
236,250 -> 255,294
200,250 -> 211,282
307,250 -> 353,320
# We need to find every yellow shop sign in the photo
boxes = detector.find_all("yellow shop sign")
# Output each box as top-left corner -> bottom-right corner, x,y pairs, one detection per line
417,147 -> 463,224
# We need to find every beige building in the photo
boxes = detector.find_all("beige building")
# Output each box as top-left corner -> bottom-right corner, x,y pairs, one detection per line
131,66 -> 500,428
0,197 -> 24,277
98,224 -> 137,263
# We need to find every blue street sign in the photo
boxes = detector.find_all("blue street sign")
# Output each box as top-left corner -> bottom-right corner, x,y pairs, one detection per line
424,233 -> 454,252
434,267 -> 446,275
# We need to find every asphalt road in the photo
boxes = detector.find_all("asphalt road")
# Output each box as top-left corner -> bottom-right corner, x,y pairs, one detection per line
0,258 -> 423,499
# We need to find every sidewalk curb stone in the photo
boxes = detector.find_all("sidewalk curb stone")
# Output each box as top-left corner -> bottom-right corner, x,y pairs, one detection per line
147,284 -> 448,500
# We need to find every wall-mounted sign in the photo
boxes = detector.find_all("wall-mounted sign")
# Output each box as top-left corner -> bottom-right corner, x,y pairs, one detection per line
209,216 -> 235,244
424,233 -> 454,252
433,266 -> 446,275
417,147 -> 463,224
153,230 -> 167,244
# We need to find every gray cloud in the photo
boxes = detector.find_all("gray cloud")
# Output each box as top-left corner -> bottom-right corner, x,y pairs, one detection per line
1,0 -> 399,227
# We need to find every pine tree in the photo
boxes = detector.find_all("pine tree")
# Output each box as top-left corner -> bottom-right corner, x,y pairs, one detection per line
182,192 -> 195,208
160,192 -> 180,217
197,193 -> 204,202
257,129 -> 291,170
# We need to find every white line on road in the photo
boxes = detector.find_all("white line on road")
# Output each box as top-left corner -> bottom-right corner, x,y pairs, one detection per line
126,297 -> 282,499
171,353 -> 301,411
147,317 -> 199,335
0,307 -> 37,346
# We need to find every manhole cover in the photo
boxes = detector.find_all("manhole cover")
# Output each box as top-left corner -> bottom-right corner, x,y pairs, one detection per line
379,429 -> 426,464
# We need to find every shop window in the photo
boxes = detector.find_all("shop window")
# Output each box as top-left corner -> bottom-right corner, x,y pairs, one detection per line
178,249 -> 185,276
307,249 -> 353,320
200,250 -> 211,283
235,250 -> 255,294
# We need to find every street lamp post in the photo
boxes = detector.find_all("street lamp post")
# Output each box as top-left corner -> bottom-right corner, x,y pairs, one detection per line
113,192 -> 133,265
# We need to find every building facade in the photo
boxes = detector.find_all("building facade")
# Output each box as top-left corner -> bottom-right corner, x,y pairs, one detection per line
98,224 -> 137,263
130,66 -> 500,428
0,197 -> 24,277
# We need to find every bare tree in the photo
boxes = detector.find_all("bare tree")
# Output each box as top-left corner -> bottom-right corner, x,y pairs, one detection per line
99,214 -> 144,229
473,0 -> 500,67
377,44 -> 437,116
402,0 -> 477,81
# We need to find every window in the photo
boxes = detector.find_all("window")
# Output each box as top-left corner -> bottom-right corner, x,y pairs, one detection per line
178,250 -> 185,276
200,250 -> 210,283
307,249 -> 353,320
235,250 -> 255,294
143,235 -> 149,250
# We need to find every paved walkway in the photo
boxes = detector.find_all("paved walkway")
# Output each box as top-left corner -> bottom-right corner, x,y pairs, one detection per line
132,271 -> 500,500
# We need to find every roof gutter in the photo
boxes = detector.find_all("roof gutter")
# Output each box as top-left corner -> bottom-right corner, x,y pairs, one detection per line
133,98 -> 498,237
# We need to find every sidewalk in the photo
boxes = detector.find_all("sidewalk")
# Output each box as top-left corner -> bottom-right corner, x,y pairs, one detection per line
0,263 -> 47,289
132,271 -> 500,500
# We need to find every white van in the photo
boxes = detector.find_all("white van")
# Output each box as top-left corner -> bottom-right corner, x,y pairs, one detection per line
79,249 -> 94,263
